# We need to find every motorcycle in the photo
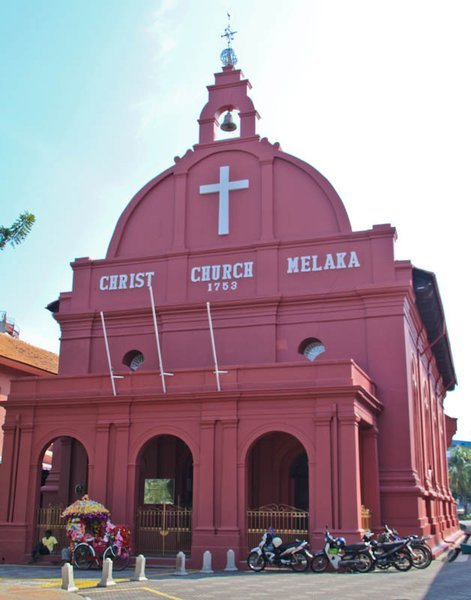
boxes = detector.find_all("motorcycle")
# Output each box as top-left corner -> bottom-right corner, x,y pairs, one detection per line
363,531 -> 414,571
247,530 -> 312,572
378,525 -> 432,569
310,530 -> 374,573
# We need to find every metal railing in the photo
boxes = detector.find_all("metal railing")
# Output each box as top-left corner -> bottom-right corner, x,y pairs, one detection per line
361,505 -> 372,531
36,506 -> 67,551
136,506 -> 192,556
247,504 -> 309,551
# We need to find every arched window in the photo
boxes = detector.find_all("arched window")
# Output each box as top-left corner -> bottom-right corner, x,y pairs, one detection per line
123,350 -> 144,371
298,338 -> 325,362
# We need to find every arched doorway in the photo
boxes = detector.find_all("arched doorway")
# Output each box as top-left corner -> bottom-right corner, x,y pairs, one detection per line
135,435 -> 193,556
36,437 -> 89,551
246,431 -> 309,550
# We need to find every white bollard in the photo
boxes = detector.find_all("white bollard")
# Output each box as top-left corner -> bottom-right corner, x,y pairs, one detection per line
173,551 -> 188,576
61,562 -> 78,592
131,554 -> 148,581
98,557 -> 116,587
224,549 -> 238,571
200,550 -> 214,574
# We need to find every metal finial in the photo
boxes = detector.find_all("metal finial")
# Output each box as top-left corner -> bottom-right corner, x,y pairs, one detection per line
221,12 -> 237,47
220,13 -> 238,67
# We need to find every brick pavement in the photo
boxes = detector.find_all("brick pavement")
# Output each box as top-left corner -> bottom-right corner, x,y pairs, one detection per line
0,555 -> 470,600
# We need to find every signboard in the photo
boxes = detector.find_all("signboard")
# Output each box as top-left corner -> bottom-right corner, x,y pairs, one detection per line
143,478 -> 175,505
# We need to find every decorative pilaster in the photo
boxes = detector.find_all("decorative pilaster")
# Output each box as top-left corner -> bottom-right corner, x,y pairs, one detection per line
219,419 -> 239,531
90,423 -> 110,504
338,415 -> 362,532
195,420 -> 216,531
313,413 -> 334,532
108,422 -> 130,524
360,427 -> 381,530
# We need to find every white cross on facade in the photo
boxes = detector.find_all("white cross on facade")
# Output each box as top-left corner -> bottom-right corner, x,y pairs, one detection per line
199,165 -> 249,235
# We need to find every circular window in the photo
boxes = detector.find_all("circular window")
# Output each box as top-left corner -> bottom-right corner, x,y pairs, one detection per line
123,350 -> 144,371
298,338 -> 325,362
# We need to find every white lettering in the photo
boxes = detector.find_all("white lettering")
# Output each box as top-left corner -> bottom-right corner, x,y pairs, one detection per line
191,267 -> 201,282
301,256 -> 311,272
134,273 -> 145,288
324,254 -> 336,270
191,260 -> 254,290
98,271 -> 155,292
233,263 -> 244,278
222,264 -> 232,280
336,252 -> 347,269
312,255 -> 322,271
211,265 -> 221,280
286,250 -> 361,274
287,257 -> 299,273
243,261 -> 254,278
201,266 -> 211,282
348,251 -> 360,268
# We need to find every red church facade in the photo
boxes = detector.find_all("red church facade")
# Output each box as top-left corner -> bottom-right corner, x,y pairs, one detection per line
0,57 -> 458,567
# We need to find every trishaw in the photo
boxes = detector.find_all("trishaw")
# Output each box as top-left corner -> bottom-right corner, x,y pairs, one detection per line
61,495 -> 131,570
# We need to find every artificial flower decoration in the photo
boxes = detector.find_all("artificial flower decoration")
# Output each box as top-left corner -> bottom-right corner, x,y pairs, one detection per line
61,495 -> 110,519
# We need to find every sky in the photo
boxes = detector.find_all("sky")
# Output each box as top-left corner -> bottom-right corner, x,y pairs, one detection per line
1,1 -> 470,437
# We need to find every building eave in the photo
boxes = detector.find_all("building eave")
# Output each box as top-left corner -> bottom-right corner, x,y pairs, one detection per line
412,267 -> 457,391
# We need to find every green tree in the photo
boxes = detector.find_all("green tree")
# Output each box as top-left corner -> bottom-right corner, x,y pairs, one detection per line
0,212 -> 35,250
448,445 -> 471,516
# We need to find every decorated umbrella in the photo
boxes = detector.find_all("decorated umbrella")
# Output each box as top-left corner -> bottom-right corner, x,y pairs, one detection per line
61,495 -> 110,520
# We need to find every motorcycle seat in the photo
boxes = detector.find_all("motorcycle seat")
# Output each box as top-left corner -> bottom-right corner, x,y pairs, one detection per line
343,543 -> 367,552
380,541 -> 404,550
278,542 -> 297,552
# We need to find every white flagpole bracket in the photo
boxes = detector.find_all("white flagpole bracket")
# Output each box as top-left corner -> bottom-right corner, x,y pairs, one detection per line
100,311 -> 121,396
206,301 -> 227,392
149,284 -> 173,393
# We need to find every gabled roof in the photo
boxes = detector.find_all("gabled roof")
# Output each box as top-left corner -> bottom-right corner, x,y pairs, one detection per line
413,268 -> 456,391
0,333 -> 58,375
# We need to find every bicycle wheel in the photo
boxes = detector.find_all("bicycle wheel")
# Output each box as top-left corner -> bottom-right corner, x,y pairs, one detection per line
73,543 -> 94,570
103,545 -> 131,571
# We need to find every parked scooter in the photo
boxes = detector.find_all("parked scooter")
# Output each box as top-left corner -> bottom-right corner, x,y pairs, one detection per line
310,529 -> 374,573
247,530 -> 312,572
378,525 -> 432,569
362,531 -> 414,571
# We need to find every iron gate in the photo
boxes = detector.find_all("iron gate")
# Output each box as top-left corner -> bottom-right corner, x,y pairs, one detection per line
36,506 -> 67,551
247,504 -> 309,551
136,506 -> 192,556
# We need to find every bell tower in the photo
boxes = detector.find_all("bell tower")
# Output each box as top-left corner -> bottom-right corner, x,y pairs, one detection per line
197,17 -> 260,144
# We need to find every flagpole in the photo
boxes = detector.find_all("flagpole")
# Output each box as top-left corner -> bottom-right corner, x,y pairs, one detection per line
149,284 -> 173,393
206,301 -> 227,392
100,311 -> 117,397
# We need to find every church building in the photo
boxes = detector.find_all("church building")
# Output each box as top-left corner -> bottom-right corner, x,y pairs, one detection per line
0,31 -> 458,567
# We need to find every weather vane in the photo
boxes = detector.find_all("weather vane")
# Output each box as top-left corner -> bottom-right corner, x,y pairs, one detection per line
220,12 -> 238,67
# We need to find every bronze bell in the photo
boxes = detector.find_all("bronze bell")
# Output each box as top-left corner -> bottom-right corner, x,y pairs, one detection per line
220,111 -> 237,132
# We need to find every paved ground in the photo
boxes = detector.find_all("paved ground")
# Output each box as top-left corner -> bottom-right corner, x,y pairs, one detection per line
0,553 -> 470,600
